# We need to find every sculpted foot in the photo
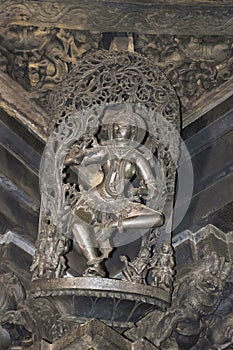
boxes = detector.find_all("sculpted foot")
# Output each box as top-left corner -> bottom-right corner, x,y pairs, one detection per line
83,263 -> 106,277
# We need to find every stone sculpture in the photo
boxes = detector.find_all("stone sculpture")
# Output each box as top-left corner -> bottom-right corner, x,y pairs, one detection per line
63,104 -> 164,277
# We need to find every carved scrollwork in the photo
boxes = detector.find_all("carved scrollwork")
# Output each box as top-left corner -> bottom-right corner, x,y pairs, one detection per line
0,272 -> 75,345
30,220 -> 70,281
0,25 -> 101,92
46,50 -> 180,127
135,34 -> 233,113
0,1 -> 233,35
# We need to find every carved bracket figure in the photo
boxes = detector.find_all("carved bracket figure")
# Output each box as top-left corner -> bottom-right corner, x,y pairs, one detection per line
29,50 -> 180,332
151,252 -> 232,350
33,51 -> 180,282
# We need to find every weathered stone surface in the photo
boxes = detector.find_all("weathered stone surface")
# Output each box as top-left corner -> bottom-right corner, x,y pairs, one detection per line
0,0 -> 233,35
27,319 -> 158,350
0,71 -> 48,141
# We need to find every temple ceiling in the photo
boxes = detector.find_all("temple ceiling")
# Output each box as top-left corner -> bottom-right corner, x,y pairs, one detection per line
0,0 -> 233,141
0,3 -> 233,349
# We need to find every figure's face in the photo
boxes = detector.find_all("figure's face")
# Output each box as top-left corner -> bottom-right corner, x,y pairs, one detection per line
162,244 -> 170,254
112,123 -> 132,140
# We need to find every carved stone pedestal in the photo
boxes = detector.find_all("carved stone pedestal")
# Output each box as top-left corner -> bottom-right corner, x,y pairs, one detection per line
31,277 -> 170,330
28,319 -> 159,350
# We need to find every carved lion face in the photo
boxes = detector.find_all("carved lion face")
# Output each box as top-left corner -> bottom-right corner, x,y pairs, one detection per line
196,271 -> 224,295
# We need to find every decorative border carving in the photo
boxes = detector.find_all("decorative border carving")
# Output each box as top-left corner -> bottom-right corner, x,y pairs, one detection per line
134,34 -> 233,115
31,277 -> 170,329
0,1 -> 233,35
31,277 -> 170,303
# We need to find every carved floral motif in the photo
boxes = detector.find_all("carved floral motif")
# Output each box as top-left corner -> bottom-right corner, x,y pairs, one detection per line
0,0 -> 233,35
135,34 -> 233,113
0,25 -> 101,91
0,23 -> 232,117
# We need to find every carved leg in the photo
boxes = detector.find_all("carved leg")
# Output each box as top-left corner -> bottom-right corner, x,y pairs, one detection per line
107,207 -> 164,229
72,221 -> 105,277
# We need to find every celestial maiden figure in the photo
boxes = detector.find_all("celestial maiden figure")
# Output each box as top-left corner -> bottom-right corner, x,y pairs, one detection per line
64,104 -> 164,277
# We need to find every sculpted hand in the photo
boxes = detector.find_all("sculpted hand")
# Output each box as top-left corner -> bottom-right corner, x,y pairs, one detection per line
146,182 -> 157,200
64,147 -> 84,165
130,187 -> 145,201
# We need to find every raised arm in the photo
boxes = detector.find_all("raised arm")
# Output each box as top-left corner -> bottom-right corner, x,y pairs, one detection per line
64,146 -> 106,167
81,148 -> 107,166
